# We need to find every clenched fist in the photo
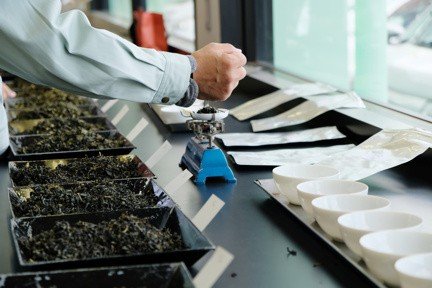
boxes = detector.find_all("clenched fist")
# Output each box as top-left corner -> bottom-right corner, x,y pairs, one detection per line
192,43 -> 247,101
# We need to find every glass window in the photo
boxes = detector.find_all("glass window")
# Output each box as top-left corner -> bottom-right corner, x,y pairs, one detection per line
90,0 -> 195,52
270,0 -> 387,101
146,0 -> 196,52
253,0 -> 432,121
388,6 -> 432,117
387,0 -> 430,40
108,0 -> 132,22
272,0 -> 351,91
415,17 -> 432,46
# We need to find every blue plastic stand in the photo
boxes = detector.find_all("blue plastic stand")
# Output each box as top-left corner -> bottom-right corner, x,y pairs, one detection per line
181,137 -> 236,185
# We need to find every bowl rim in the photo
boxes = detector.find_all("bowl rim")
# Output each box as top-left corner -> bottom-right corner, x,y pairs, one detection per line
395,253 -> 432,281
359,230 -> 432,258
297,179 -> 369,197
272,164 -> 340,179
338,210 -> 423,234
311,194 -> 391,213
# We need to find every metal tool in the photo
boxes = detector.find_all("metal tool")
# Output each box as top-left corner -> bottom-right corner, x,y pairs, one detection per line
180,107 -> 236,185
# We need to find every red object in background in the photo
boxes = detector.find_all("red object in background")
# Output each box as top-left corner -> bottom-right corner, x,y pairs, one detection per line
133,9 -> 168,51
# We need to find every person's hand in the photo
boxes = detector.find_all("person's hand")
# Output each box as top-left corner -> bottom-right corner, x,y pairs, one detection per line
2,83 -> 16,100
192,43 -> 247,101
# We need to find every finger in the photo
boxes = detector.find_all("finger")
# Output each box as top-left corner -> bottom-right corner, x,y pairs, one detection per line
236,67 -> 247,80
221,52 -> 247,69
221,81 -> 240,100
221,67 -> 247,84
3,84 -> 16,98
218,43 -> 238,54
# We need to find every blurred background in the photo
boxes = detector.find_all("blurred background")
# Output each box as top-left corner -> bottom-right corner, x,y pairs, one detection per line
75,0 -> 432,120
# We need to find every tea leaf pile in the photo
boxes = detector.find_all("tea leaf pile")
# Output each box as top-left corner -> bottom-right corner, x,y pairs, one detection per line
12,181 -> 160,217
11,102 -> 95,120
11,157 -> 144,186
13,118 -> 108,136
11,90 -> 90,108
19,214 -> 184,262
16,130 -> 128,154
197,106 -> 218,114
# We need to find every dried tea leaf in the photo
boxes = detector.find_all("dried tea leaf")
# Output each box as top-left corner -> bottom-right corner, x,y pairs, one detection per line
12,103 -> 95,120
197,106 -> 218,114
11,156 -> 144,186
11,89 -> 89,108
18,213 -> 184,262
13,118 -> 108,135
10,79 -> 51,95
16,131 -> 128,154
13,181 -> 160,217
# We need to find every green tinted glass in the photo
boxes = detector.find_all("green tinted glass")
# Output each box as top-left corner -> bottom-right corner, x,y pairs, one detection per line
272,0 -> 388,101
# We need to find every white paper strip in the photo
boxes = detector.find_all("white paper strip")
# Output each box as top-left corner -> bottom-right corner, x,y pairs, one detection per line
230,82 -> 337,121
228,144 -> 355,166
193,246 -> 234,288
126,118 -> 149,142
164,169 -> 193,195
216,126 -> 345,147
111,105 -> 129,125
100,99 -> 119,113
318,128 -> 432,180
192,194 -> 225,232
230,90 -> 296,121
251,92 -> 365,132
144,140 -> 172,169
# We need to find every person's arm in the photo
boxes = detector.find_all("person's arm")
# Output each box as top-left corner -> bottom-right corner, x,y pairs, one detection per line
0,0 -> 191,105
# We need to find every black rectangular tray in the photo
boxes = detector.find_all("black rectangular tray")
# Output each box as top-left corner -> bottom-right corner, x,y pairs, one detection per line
0,263 -> 195,288
11,207 -> 214,269
9,130 -> 135,160
9,178 -> 175,218
9,154 -> 155,187
6,105 -> 103,122
5,95 -> 94,110
8,116 -> 117,136
255,179 -> 386,288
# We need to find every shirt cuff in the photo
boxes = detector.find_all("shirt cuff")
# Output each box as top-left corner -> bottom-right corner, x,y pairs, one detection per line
175,55 -> 199,107
152,52 -> 191,105
176,78 -> 199,107
186,55 -> 197,73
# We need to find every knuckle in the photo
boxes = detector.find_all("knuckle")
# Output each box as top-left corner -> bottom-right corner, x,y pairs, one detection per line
207,42 -> 218,50
223,43 -> 235,49
221,56 -> 234,68
224,72 -> 235,83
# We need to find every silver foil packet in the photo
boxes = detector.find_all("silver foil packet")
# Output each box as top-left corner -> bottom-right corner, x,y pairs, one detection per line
216,126 -> 345,147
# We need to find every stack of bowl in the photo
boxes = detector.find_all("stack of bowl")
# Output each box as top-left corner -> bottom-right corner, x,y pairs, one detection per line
272,163 -> 432,287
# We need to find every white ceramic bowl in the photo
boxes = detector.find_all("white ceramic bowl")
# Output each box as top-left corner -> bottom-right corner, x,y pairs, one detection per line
395,253 -> 432,288
360,231 -> 432,287
297,180 -> 368,219
311,195 -> 390,241
272,164 -> 339,205
338,211 -> 423,257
